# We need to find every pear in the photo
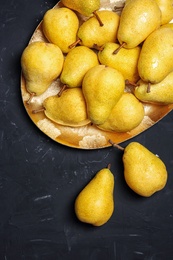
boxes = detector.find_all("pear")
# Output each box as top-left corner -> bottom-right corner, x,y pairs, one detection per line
38,88 -> 90,127
138,27 -> 173,84
70,10 -> 120,49
42,7 -> 79,53
98,42 -> 141,83
122,142 -> 168,197
117,0 -> 161,49
110,141 -> 168,197
97,93 -> 145,132
61,0 -> 100,17
75,165 -> 114,226
21,41 -> 64,102
154,0 -> 173,25
82,65 -> 125,125
60,46 -> 99,88
161,22 -> 173,30
134,71 -> 173,105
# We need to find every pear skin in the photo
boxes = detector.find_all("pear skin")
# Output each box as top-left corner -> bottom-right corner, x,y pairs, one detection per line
43,88 -> 90,127
21,41 -> 64,96
123,142 -> 168,197
61,0 -> 100,17
117,0 -> 161,48
138,27 -> 173,84
98,42 -> 141,82
134,71 -> 173,105
82,65 -> 125,125
77,10 -> 120,48
97,93 -> 145,132
154,0 -> 173,25
60,46 -> 99,88
75,166 -> 114,226
42,7 -> 79,53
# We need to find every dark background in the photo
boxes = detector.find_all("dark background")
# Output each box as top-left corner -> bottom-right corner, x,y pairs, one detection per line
1,0 -> 173,259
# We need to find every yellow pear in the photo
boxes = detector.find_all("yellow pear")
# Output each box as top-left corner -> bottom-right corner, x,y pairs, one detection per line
82,65 -> 125,125
21,41 -> 64,99
134,71 -> 173,105
122,142 -> 168,197
42,7 -> 79,53
75,165 -> 114,226
73,10 -> 119,48
117,0 -> 161,48
61,0 -> 100,17
97,93 -> 145,132
161,22 -> 173,30
138,27 -> 173,84
60,46 -> 99,88
98,42 -> 141,82
154,0 -> 173,25
42,88 -> 90,127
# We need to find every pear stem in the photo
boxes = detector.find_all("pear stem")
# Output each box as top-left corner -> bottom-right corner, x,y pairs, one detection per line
112,42 -> 126,54
107,163 -> 111,170
93,44 -> 104,51
93,10 -> 104,27
147,82 -> 151,93
69,39 -> 81,49
109,139 -> 124,151
58,84 -> 67,97
32,107 -> 45,114
26,92 -> 36,105
125,79 -> 139,87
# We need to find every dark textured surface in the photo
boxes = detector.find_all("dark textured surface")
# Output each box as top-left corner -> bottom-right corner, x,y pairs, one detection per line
1,1 -> 173,259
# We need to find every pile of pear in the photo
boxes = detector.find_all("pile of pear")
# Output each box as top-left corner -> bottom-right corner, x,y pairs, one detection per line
21,0 -> 173,132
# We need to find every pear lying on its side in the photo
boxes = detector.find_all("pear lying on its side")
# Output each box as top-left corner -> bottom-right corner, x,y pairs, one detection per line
42,7 -> 79,53
134,71 -> 173,105
98,42 -> 141,83
97,93 -> 145,132
123,142 -> 168,197
21,41 -> 64,101
75,165 -> 114,226
60,46 -> 99,88
42,88 -> 90,127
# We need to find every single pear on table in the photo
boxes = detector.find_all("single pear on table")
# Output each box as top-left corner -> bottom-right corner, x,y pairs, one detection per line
117,0 -> 161,49
70,10 -> 120,49
75,165 -> 114,226
60,46 -> 99,89
98,42 -> 141,83
110,141 -> 168,197
154,0 -> 173,25
138,27 -> 173,85
97,93 -> 145,132
35,88 -> 90,127
82,65 -> 125,125
21,41 -> 64,103
61,0 -> 103,25
134,71 -> 173,105
42,7 -> 79,53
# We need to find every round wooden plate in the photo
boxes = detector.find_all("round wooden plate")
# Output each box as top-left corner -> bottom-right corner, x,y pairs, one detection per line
20,0 -> 173,149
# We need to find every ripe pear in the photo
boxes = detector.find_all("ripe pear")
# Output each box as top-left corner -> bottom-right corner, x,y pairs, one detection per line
21,41 -> 64,100
117,0 -> 161,48
42,7 -> 79,53
154,0 -> 173,25
75,165 -> 114,226
161,22 -> 173,30
60,46 -> 99,88
98,42 -> 141,83
72,10 -> 120,49
61,0 -> 100,17
41,88 -> 90,127
82,65 -> 125,125
97,93 -> 145,132
134,71 -> 173,105
138,27 -> 173,84
122,142 -> 168,197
